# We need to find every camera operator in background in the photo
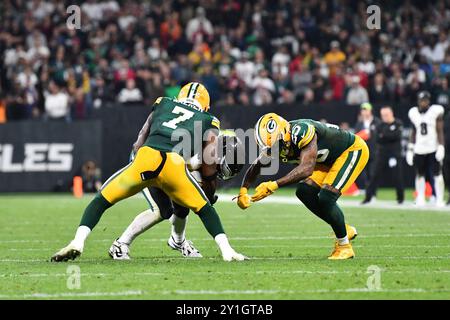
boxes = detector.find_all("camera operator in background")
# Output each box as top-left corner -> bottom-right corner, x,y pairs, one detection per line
362,106 -> 404,204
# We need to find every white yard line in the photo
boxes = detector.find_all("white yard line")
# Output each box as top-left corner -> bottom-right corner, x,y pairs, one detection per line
0,272 -> 163,278
0,287 -> 448,299
0,290 -> 143,299
7,244 -> 450,251
1,233 -> 449,244
168,288 -> 450,295
0,255 -> 448,263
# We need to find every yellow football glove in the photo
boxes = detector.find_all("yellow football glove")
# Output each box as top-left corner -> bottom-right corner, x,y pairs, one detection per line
236,187 -> 251,209
251,181 -> 278,202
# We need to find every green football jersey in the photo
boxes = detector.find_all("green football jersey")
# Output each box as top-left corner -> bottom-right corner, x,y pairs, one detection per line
144,97 -> 220,155
279,119 -> 355,166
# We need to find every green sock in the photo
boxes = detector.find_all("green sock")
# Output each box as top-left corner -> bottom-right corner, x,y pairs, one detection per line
296,183 -> 346,238
197,204 -> 225,238
317,189 -> 346,238
79,193 -> 112,230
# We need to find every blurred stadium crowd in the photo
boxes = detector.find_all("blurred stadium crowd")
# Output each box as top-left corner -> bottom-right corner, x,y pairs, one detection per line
0,0 -> 450,122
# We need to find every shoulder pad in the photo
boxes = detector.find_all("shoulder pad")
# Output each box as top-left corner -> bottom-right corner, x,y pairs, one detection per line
431,104 -> 445,117
408,107 -> 418,119
154,97 -> 163,105
291,122 -> 315,148
211,116 -> 220,129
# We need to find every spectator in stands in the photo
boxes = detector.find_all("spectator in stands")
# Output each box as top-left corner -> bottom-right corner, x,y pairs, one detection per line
346,75 -> 369,105
324,41 -> 346,76
440,54 -> 450,75
117,79 -> 143,104
200,63 -> 220,103
433,77 -> 450,107
406,63 -> 426,86
114,59 -> 136,85
17,65 -> 38,90
186,7 -> 214,43
6,88 -> 30,120
1,0 -> 450,112
272,46 -> 291,79
369,73 -> 391,103
172,54 -> 193,85
329,64 -> 346,101
251,69 -> 276,106
235,51 -> 256,87
44,80 -> 69,121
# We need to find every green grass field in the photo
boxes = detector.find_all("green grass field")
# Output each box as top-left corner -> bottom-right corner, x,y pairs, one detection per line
0,189 -> 449,300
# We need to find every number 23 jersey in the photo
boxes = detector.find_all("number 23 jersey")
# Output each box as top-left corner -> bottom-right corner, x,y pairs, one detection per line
408,104 -> 444,155
281,119 -> 355,166
144,97 -> 220,155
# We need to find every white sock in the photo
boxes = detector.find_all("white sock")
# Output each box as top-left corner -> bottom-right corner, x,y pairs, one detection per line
434,174 -> 445,205
71,225 -> 91,251
415,176 -> 426,202
169,214 -> 187,244
118,209 -> 163,245
337,236 -> 349,246
215,233 -> 233,254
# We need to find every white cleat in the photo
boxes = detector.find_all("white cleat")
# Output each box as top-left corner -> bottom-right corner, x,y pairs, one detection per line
222,250 -> 249,262
109,239 -> 131,260
167,236 -> 203,258
51,241 -> 82,262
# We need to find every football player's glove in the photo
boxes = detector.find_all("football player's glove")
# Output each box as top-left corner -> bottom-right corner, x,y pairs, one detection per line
237,187 -> 251,209
406,143 -> 414,166
251,181 -> 278,202
436,144 -> 445,162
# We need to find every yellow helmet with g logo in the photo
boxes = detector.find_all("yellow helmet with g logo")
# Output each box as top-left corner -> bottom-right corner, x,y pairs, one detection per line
177,82 -> 210,112
254,113 -> 291,151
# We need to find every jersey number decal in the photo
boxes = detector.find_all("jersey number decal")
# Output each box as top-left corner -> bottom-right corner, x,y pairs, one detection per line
291,125 -> 301,145
420,123 -> 427,135
162,106 -> 195,129
316,149 -> 330,163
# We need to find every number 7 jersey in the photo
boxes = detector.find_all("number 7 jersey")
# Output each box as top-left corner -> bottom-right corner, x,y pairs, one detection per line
281,119 -> 355,166
408,104 -> 444,155
144,97 -> 220,155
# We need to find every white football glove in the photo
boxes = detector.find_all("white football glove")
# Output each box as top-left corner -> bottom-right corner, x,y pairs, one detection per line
435,145 -> 445,162
406,143 -> 414,166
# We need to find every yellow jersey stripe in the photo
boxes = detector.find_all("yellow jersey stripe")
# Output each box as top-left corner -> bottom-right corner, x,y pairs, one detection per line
298,124 -> 315,148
